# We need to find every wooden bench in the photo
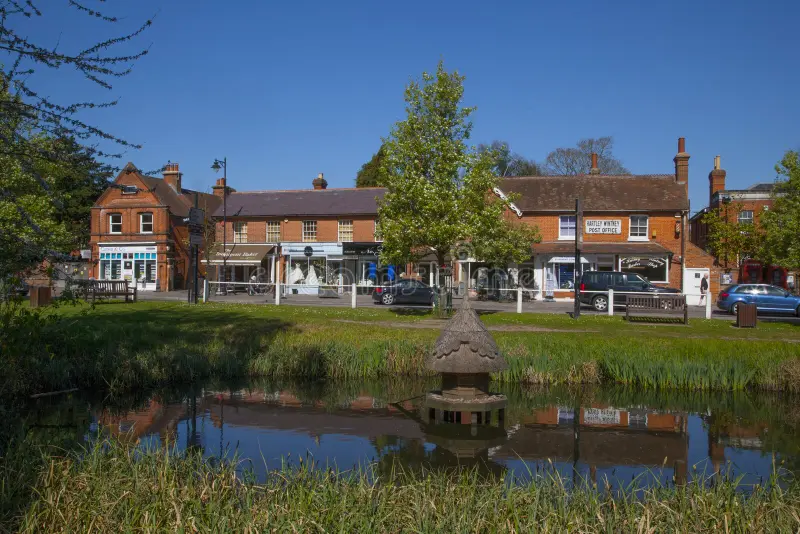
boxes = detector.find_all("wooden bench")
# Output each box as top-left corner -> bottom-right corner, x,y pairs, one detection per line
88,280 -> 137,303
625,294 -> 688,324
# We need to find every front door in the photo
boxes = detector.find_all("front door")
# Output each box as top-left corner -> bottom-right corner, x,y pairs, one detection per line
683,268 -> 709,305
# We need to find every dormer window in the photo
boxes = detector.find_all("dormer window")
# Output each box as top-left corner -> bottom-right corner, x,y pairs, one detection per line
122,185 -> 138,195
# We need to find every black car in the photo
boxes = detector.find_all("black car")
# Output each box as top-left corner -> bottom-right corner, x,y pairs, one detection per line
579,271 -> 680,311
372,280 -> 435,306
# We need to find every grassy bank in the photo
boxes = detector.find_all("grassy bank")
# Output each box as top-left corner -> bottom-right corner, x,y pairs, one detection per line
10,442 -> 800,533
3,301 -> 800,399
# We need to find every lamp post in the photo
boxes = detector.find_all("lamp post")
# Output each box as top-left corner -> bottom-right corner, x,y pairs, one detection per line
212,157 -> 227,295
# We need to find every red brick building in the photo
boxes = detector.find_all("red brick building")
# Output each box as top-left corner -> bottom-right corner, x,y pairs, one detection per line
90,163 -> 221,291
467,138 -> 718,303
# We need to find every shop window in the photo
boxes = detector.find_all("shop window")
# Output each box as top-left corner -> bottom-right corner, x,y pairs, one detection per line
558,216 -> 576,240
266,221 -> 281,242
109,214 -> 122,234
738,210 -> 754,225
620,256 -> 668,283
234,222 -> 248,243
139,213 -> 153,234
629,215 -> 649,240
302,220 -> 317,242
338,220 -> 354,242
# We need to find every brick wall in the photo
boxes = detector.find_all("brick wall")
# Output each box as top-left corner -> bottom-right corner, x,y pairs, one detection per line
216,216 -> 377,244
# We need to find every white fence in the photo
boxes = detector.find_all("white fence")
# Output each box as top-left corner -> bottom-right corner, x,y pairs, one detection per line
201,281 -> 713,318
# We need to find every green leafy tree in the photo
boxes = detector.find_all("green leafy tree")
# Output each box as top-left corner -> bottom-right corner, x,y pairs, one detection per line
478,141 -> 541,177
377,61 -> 540,274
355,145 -> 388,187
700,201 -> 762,270
544,136 -> 629,175
760,151 -> 800,270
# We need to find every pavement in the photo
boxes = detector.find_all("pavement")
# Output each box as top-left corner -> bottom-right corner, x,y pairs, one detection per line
130,289 -> 800,323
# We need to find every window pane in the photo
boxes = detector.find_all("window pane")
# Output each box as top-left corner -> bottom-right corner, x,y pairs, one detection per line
738,211 -> 754,225
146,261 -> 156,283
338,220 -> 353,242
629,216 -> 648,238
302,221 -> 317,242
140,213 -> 153,233
109,214 -> 122,233
559,216 -> 576,238
234,222 -> 248,243
555,263 -> 575,289
267,221 -> 281,242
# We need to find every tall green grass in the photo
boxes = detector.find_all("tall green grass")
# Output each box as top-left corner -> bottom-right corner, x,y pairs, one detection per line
11,440 -> 800,533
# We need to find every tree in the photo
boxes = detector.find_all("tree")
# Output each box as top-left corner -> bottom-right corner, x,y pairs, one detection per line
700,201 -> 762,270
0,2 -> 151,279
543,136 -> 629,175
478,141 -> 541,177
760,151 -> 800,270
356,145 -> 387,187
377,61 -> 540,279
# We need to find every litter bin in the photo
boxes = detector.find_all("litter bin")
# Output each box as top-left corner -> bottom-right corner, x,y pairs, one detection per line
29,286 -> 52,308
736,302 -> 757,328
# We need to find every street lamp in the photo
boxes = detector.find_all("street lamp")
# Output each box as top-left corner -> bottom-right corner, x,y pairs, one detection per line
212,157 -> 227,295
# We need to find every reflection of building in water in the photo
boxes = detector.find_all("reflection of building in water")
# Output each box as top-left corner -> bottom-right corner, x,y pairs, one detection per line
95,398 -> 197,445
705,416 -> 770,474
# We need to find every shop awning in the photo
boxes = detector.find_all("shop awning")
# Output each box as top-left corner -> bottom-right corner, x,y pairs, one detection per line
532,242 -> 672,256
203,244 -> 275,264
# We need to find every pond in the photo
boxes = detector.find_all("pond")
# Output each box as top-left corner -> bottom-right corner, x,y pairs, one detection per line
12,379 -> 800,489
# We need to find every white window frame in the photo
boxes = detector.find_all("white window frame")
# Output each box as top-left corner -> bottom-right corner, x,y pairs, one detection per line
338,219 -> 354,242
628,215 -> 649,241
302,220 -> 317,242
109,213 -> 122,234
738,210 -> 754,225
266,221 -> 281,243
558,215 -> 576,240
233,222 -> 248,243
139,212 -> 153,234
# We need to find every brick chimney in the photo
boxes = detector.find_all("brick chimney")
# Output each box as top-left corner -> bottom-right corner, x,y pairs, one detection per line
163,162 -> 182,192
709,155 -> 726,207
589,153 -> 600,174
312,172 -> 328,190
673,137 -> 690,192
212,177 -> 230,198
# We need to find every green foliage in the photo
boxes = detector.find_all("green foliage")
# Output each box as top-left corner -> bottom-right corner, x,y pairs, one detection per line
355,145 -> 388,187
700,201 -> 763,269
15,440 -> 800,533
760,151 -> 800,270
377,61 -> 540,267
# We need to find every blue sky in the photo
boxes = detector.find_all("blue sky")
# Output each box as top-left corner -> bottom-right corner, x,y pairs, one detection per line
13,0 -> 800,214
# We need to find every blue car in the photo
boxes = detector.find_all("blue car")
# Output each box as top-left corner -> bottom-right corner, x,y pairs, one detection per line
717,284 -> 800,316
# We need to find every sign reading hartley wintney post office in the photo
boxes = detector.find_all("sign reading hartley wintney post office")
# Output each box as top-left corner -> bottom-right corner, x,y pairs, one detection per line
585,219 -> 622,235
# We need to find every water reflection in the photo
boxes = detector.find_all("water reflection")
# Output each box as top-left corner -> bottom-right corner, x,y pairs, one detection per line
16,380 -> 800,488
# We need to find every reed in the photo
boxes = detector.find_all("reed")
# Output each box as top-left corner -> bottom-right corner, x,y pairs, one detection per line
11,440 -> 800,533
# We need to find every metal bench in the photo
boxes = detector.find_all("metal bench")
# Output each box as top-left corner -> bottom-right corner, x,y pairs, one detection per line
624,294 -> 688,324
88,280 -> 137,303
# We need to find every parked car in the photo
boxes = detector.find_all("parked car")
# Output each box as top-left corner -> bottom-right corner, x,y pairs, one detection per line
717,284 -> 800,316
579,271 -> 680,312
0,277 -> 29,300
372,280 -> 435,306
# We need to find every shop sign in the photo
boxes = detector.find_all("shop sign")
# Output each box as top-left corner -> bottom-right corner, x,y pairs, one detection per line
100,245 -> 157,253
585,219 -> 621,234
492,187 -> 523,218
283,243 -> 343,256
621,257 -> 666,269
342,242 -> 383,256
583,408 -> 621,425
187,207 -> 204,226
548,256 -> 590,263
303,246 -> 314,257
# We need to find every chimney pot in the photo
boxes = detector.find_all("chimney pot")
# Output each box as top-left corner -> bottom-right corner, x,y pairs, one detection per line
589,153 -> 600,174
163,161 -> 182,192
312,172 -> 328,190
678,137 -> 686,154
714,155 -> 720,170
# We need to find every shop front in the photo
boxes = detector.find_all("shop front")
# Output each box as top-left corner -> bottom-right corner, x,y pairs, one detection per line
282,242 -> 344,294
204,244 -> 277,286
97,244 -> 158,291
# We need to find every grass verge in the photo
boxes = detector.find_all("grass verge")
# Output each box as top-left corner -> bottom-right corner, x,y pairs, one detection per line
10,441 -> 800,533
3,301 -> 800,399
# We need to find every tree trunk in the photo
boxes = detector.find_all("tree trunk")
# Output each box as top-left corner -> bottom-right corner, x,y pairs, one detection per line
436,251 -> 448,318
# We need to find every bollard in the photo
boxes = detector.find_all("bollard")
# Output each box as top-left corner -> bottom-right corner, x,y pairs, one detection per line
202,280 -> 208,303
275,282 -> 280,305
608,289 -> 614,316
351,283 -> 357,309
705,292 -> 712,319
516,288 -> 522,314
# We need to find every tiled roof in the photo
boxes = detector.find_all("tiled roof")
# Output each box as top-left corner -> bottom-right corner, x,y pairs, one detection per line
213,188 -> 386,218
138,175 -> 222,217
532,241 -> 672,255
500,175 -> 688,212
